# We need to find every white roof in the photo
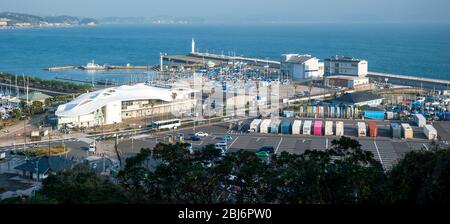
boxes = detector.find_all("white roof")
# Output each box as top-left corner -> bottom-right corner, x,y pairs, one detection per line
56,83 -> 195,117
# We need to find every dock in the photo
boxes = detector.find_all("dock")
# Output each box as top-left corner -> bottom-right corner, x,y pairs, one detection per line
45,64 -> 156,71
367,72 -> 450,90
162,52 -> 281,68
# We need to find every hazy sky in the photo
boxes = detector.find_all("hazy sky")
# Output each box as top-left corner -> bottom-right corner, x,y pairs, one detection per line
1,0 -> 450,24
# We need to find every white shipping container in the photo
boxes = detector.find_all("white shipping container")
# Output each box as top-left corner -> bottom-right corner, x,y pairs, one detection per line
335,121 -> 344,136
401,123 -> 414,139
260,119 -> 272,134
31,131 -> 40,137
424,124 -> 438,140
249,119 -> 262,132
357,122 -> 367,137
325,121 -> 334,136
413,114 -> 427,127
303,120 -> 312,135
292,120 -> 302,135
386,111 -> 394,120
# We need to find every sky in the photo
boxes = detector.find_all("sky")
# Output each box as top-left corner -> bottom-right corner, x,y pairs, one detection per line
1,0 -> 450,24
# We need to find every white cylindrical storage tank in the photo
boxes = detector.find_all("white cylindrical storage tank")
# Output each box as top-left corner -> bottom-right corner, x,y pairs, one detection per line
335,121 -> 344,136
303,120 -> 312,135
424,124 -> 438,140
292,120 -> 302,135
325,121 -> 334,136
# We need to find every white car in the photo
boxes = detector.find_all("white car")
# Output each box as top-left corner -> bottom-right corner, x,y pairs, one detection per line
195,132 -> 209,137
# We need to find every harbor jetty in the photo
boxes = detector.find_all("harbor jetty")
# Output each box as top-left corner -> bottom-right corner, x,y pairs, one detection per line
44,64 -> 155,71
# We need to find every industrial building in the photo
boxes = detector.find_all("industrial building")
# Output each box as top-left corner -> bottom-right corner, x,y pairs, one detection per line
280,54 -> 321,82
332,92 -> 384,107
324,55 -> 368,77
324,75 -> 370,89
55,83 -> 196,128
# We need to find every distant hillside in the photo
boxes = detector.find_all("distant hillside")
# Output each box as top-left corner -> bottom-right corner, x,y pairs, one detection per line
0,12 -> 98,26
99,16 -> 205,25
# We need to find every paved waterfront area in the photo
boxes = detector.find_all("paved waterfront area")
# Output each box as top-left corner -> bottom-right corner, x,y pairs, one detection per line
1,120 -> 449,171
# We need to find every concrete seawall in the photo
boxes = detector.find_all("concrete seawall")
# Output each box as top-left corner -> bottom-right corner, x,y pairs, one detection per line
367,72 -> 450,90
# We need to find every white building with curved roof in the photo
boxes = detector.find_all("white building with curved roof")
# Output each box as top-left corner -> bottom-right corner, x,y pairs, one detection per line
56,83 -> 196,128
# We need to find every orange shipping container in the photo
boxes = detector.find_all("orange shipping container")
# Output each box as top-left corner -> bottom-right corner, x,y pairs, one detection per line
369,122 -> 378,137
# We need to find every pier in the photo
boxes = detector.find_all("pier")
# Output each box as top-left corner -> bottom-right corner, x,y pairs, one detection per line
367,72 -> 450,91
162,52 -> 281,69
45,64 -> 156,71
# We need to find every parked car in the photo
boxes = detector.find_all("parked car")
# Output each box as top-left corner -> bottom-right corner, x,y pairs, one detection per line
190,136 -> 201,141
195,132 -> 209,137
222,135 -> 233,142
258,146 -> 275,154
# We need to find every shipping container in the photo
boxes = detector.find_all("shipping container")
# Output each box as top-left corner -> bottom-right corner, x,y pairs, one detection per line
260,119 -> 272,134
335,121 -> 344,136
386,111 -> 394,120
391,123 -> 402,138
357,122 -> 367,137
424,124 -> 438,140
364,111 -> 385,119
413,114 -> 427,127
270,119 -> 282,134
249,119 -> 262,133
325,121 -> 334,136
31,131 -> 40,137
281,120 -> 293,134
292,120 -> 302,135
314,121 -> 323,136
303,120 -> 312,135
401,123 -> 414,139
368,122 -> 378,137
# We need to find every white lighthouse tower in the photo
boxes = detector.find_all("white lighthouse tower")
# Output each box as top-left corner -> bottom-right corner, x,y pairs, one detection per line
191,38 -> 196,54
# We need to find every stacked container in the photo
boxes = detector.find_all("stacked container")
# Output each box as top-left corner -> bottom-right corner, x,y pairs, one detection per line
368,122 -> 378,137
249,119 -> 262,132
357,122 -> 367,137
303,120 -> 312,135
292,120 -> 302,135
391,123 -> 402,138
260,119 -> 272,134
413,114 -> 427,127
270,119 -> 282,134
335,121 -> 344,136
325,121 -> 334,136
314,121 -> 323,136
280,120 -> 293,134
424,124 -> 438,140
401,123 -> 414,139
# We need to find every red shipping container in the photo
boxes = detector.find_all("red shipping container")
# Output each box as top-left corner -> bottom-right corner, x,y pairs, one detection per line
314,121 -> 323,136
369,122 -> 378,137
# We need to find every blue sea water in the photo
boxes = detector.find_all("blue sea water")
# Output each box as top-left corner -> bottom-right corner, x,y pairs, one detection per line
1,24 -> 450,83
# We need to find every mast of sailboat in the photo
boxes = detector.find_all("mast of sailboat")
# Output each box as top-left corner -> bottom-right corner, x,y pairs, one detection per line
26,76 -> 29,104
15,74 -> 18,96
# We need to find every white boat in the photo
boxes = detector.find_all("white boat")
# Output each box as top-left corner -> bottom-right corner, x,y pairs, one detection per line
82,60 -> 107,70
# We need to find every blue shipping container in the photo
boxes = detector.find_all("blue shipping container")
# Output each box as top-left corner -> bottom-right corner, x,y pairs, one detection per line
364,111 -> 385,119
280,120 -> 293,134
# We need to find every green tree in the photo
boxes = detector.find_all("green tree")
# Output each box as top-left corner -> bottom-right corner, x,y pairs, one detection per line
31,101 -> 44,114
11,108 -> 21,119
386,148 -> 450,204
39,163 -> 128,204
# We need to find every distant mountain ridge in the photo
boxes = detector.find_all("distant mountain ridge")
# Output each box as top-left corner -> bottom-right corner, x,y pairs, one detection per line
0,12 -> 98,26
99,16 -> 204,25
